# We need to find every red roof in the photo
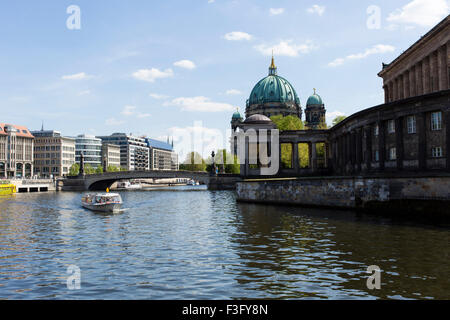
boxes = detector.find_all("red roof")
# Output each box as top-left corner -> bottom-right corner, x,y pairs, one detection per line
0,123 -> 34,138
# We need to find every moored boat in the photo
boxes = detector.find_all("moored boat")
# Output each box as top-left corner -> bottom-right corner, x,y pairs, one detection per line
0,183 -> 16,196
116,180 -> 142,190
81,192 -> 123,213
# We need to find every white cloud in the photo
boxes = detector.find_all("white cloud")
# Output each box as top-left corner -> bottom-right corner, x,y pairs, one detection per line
121,105 -> 136,116
173,60 -> 196,70
226,89 -> 242,95
62,72 -> 93,80
78,90 -> 91,96
121,105 -> 151,118
307,5 -> 326,16
328,44 -> 395,67
387,0 -> 449,27
208,0 -> 215,3
105,118 -> 124,126
255,40 -> 318,57
224,31 -> 253,41
132,68 -> 174,82
165,96 -> 236,112
149,93 -> 169,99
270,8 -> 285,15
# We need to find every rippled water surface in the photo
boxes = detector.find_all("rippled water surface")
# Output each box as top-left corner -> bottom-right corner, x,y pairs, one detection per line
0,187 -> 449,299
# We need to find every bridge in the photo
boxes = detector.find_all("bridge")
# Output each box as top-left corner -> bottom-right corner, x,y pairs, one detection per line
59,170 -> 241,191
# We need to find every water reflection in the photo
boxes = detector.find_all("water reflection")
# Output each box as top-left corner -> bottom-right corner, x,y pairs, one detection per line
0,190 -> 448,299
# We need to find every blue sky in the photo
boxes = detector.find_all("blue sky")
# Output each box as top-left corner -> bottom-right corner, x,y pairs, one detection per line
0,0 -> 449,157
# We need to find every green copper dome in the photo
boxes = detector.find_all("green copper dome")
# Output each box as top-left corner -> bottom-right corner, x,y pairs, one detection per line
247,57 -> 300,107
306,90 -> 323,106
231,110 -> 243,121
247,75 -> 300,106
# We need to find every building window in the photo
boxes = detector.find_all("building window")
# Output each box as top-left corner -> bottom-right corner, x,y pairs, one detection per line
407,116 -> 416,134
374,150 -> 379,162
431,112 -> 442,131
374,125 -> 379,136
432,147 -> 443,158
389,147 -> 397,160
388,120 -> 395,134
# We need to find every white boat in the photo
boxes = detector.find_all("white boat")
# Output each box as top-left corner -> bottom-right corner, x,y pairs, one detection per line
81,193 -> 123,213
116,180 -> 142,190
187,180 -> 196,186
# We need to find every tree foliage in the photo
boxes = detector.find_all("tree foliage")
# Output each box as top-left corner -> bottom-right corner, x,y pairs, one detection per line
180,152 -> 207,172
332,115 -> 347,126
68,163 -> 79,176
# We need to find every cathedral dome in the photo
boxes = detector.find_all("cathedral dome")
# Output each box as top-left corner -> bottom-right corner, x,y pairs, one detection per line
306,90 -> 323,106
246,56 -> 300,107
231,110 -> 243,121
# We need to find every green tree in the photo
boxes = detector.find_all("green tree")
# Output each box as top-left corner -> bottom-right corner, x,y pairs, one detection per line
206,149 -> 240,174
180,152 -> 207,172
332,115 -> 347,126
95,166 -> 103,174
270,115 -> 309,169
107,165 -> 120,172
68,163 -> 79,176
84,164 -> 95,175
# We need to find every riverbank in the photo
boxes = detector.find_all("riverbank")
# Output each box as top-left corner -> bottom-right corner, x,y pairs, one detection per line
236,174 -> 450,219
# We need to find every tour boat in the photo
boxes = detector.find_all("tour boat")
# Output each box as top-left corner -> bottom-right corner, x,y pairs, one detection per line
116,180 -> 142,190
187,180 -> 199,186
81,193 -> 123,213
0,184 -> 16,196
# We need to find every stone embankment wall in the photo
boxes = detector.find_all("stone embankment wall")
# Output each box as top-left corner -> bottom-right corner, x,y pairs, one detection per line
236,175 -> 450,215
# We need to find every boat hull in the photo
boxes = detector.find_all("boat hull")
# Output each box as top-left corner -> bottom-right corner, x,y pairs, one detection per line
82,203 -> 122,213
0,185 -> 16,196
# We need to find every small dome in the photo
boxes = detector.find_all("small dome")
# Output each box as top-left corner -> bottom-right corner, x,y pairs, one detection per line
306,89 -> 323,106
231,110 -> 243,121
244,114 -> 272,124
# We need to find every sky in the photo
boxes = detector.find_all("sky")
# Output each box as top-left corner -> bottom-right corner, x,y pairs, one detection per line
0,0 -> 449,159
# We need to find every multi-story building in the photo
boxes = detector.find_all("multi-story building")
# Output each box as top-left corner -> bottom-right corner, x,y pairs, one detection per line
146,138 -> 179,171
0,123 -> 34,178
75,135 -> 102,168
31,129 -> 76,178
97,133 -> 150,171
101,143 -> 121,170
378,15 -> 449,103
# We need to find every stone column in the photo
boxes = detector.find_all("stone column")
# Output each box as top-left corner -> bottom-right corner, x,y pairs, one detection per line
403,71 -> 409,99
438,45 -> 448,90
378,121 -> 386,170
423,56 -> 430,94
389,81 -> 394,102
445,110 -> 450,171
310,142 -> 317,172
399,76 -> 404,100
355,128 -> 363,172
416,61 -> 423,95
430,51 -> 438,92
409,66 -> 416,97
383,85 -> 389,103
293,142 -> 299,173
395,117 -> 404,170
417,112 -> 427,170
364,126 -> 372,172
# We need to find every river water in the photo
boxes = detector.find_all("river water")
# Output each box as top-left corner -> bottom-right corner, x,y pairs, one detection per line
0,187 -> 448,300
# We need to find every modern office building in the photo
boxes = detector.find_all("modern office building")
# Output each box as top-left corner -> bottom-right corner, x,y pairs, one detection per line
146,138 -> 179,171
31,129 -> 76,177
101,143 -> 121,170
75,134 -> 102,168
0,123 -> 34,178
97,133 -> 150,171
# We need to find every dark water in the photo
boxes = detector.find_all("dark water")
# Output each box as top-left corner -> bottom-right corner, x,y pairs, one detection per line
0,187 -> 449,300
